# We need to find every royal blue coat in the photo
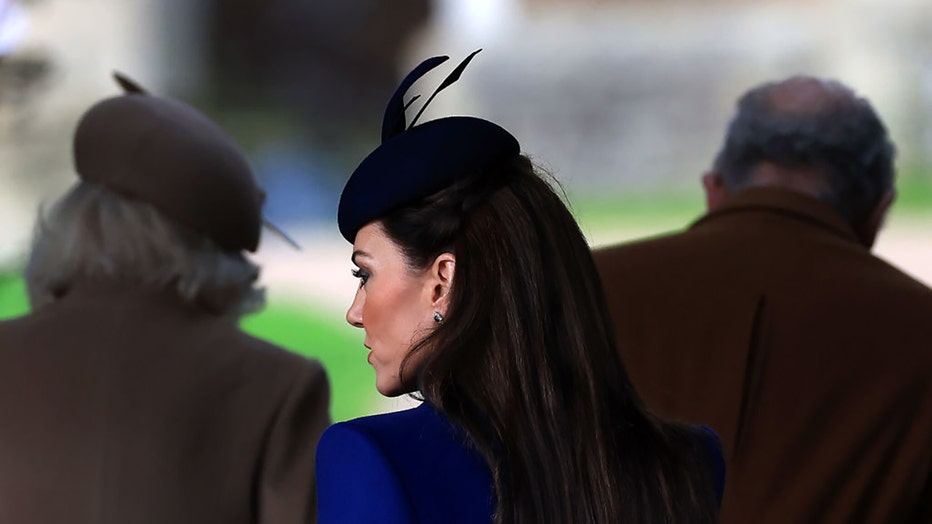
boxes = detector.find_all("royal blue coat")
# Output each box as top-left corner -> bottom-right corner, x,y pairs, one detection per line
316,403 -> 724,523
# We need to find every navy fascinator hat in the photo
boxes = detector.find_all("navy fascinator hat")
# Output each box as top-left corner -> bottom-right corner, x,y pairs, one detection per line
337,50 -> 521,242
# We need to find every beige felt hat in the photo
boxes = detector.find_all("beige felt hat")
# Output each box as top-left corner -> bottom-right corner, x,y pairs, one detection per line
73,73 -> 295,252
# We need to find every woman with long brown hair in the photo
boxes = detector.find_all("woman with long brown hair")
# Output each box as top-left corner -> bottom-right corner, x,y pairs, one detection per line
316,51 -> 724,524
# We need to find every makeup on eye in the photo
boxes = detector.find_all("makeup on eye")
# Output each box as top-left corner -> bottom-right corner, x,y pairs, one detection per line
351,267 -> 370,287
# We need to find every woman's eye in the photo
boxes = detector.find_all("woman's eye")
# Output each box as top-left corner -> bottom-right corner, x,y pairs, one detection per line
351,268 -> 370,287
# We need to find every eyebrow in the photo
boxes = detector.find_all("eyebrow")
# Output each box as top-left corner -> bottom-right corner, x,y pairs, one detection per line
351,250 -> 371,265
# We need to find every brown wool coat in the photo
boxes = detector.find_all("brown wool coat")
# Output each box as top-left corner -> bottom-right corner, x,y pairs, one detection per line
0,279 -> 330,524
594,187 -> 932,524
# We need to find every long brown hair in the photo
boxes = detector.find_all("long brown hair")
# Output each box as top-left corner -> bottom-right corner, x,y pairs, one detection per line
381,155 -> 719,523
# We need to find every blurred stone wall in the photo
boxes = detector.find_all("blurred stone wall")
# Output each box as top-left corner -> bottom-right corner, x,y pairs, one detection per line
411,0 -> 932,191
0,0 -> 202,263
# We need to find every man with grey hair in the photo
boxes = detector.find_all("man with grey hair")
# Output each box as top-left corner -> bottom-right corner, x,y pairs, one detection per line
0,74 -> 330,523
594,76 -> 931,523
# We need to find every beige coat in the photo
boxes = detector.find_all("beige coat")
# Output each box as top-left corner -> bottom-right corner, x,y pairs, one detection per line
0,278 -> 330,523
594,187 -> 932,524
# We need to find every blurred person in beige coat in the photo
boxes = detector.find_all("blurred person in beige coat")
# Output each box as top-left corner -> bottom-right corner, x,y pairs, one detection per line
0,73 -> 330,523
594,77 -> 932,523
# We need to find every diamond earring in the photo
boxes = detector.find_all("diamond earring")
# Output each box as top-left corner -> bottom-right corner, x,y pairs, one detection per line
433,311 -> 444,324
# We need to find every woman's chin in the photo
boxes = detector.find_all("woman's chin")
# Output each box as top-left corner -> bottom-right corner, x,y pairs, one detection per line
375,378 -> 417,398
375,380 -> 404,398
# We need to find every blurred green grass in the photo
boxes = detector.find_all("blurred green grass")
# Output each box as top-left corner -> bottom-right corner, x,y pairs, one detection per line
570,175 -> 932,240
571,188 -> 703,239
894,172 -> 932,212
0,273 -> 27,320
0,272 -> 377,422
240,302 -> 378,422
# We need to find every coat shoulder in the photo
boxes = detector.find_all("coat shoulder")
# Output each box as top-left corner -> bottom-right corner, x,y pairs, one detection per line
316,405 -> 494,523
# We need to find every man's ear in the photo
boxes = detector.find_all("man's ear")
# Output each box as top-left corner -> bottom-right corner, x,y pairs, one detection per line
858,188 -> 896,249
429,253 -> 456,310
702,172 -> 729,211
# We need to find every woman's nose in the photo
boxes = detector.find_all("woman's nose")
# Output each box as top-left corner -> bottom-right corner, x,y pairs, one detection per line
346,289 -> 364,328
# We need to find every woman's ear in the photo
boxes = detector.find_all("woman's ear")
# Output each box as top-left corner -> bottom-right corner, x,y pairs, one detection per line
430,252 -> 456,309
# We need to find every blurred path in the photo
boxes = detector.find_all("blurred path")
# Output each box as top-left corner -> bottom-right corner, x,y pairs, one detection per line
259,217 -> 932,313
872,217 -> 932,287
252,226 -> 356,314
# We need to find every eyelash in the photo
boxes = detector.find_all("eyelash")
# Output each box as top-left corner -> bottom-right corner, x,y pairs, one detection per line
351,268 -> 370,287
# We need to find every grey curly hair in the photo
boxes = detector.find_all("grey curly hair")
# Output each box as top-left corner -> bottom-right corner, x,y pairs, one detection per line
25,182 -> 265,317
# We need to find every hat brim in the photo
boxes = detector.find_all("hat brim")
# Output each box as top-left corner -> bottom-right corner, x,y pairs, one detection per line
338,116 -> 519,242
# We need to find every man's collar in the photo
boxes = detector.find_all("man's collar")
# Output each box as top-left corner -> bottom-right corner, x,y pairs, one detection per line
692,186 -> 861,244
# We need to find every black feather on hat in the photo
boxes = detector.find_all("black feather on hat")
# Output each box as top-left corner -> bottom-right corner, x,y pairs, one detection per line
337,50 -> 520,243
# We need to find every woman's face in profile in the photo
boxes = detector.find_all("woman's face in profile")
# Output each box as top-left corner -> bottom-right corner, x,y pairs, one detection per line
346,222 -> 438,396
